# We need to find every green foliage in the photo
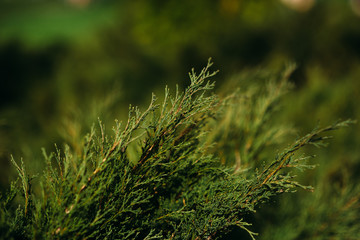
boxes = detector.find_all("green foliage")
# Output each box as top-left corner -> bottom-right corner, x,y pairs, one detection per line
253,66 -> 360,240
207,65 -> 295,169
0,61 -> 354,239
2,0 -> 359,191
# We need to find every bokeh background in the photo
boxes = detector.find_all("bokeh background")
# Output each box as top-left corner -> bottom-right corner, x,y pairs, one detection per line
1,0 -> 359,239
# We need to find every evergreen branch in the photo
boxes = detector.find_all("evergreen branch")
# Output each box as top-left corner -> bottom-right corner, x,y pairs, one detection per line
261,119 -> 355,185
243,119 -> 355,205
3,61 -> 355,240
10,157 -> 30,216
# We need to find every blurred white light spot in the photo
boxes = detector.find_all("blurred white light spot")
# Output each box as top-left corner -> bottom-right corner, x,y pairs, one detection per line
280,0 -> 315,12
350,0 -> 360,16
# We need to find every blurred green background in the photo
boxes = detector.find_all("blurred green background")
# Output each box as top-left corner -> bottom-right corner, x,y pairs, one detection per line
0,0 -> 359,239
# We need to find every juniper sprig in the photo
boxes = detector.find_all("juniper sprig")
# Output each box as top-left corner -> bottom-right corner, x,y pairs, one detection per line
1,60 -> 354,240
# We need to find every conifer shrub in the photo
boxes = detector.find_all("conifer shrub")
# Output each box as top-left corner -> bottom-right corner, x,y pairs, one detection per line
0,60 -> 354,239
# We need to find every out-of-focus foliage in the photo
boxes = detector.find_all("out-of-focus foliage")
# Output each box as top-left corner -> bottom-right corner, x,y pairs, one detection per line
253,66 -> 360,240
0,0 -> 359,239
207,64 -> 295,170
